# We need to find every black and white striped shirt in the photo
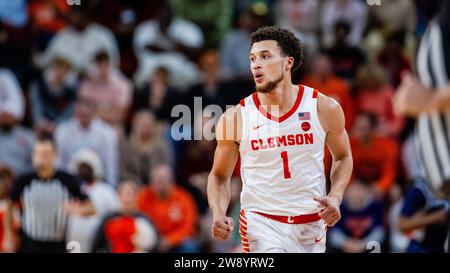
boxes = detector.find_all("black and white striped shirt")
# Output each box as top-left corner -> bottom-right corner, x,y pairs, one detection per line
415,0 -> 450,192
10,171 -> 88,242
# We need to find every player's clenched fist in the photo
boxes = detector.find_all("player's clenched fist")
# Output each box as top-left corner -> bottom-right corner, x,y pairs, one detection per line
314,196 -> 341,227
211,216 -> 234,240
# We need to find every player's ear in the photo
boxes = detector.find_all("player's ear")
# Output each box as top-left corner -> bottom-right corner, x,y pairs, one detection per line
285,57 -> 294,71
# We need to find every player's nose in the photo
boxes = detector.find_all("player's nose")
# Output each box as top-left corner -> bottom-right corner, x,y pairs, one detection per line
251,60 -> 262,71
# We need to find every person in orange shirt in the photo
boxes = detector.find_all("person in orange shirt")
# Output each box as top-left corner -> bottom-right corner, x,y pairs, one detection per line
354,64 -> 404,138
92,180 -> 159,253
303,51 -> 355,130
28,0 -> 69,34
138,163 -> 199,253
350,112 -> 400,197
303,52 -> 356,180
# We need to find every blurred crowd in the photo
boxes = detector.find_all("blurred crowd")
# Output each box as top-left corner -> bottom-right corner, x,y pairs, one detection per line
0,0 -> 448,253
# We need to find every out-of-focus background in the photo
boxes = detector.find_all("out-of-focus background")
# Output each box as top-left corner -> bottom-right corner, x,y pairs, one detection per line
0,0 -> 448,253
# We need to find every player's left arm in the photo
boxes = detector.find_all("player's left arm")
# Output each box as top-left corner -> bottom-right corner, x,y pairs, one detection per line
315,93 -> 353,227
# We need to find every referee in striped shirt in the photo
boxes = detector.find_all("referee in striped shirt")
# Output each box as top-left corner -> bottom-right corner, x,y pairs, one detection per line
394,0 -> 450,250
3,135 -> 95,253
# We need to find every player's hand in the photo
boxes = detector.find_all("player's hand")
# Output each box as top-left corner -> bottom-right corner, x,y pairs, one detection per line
211,215 -> 234,241
314,196 -> 341,227
394,72 -> 435,117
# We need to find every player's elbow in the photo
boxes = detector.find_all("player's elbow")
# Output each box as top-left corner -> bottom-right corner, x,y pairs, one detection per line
207,171 -> 229,186
334,151 -> 353,165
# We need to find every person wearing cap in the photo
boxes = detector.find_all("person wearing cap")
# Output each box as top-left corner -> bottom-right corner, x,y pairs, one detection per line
66,148 -> 120,253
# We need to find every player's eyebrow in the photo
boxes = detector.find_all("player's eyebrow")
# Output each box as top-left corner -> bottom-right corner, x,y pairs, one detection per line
249,50 -> 272,59
250,50 -> 272,56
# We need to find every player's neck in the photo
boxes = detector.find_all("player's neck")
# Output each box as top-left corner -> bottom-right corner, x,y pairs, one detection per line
257,80 -> 298,116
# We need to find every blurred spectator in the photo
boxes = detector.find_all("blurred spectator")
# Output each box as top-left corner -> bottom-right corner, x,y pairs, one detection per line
328,180 -> 385,253
138,164 -> 199,253
0,165 -> 19,253
350,113 -> 400,195
0,0 -> 28,28
367,0 -> 418,62
170,0 -> 233,49
369,0 -> 416,33
359,15 -> 386,63
129,110 -> 173,184
275,0 -> 320,58
387,183 -> 410,252
220,9 -> 265,80
320,0 -> 368,47
302,52 -> 355,130
55,98 -> 119,186
185,50 -> 226,110
276,0 -> 319,36
67,149 -> 120,253
0,69 -> 33,176
324,21 -> 366,81
0,68 -> 25,122
36,5 -> 119,75
232,0 -> 277,20
28,0 -> 70,51
88,0 -> 159,77
29,56 -> 77,135
175,111 -> 218,222
133,1 -> 204,89
0,118 -> 33,176
3,135 -> 95,253
354,64 -> 404,137
134,67 -> 181,123
398,178 -> 449,253
377,30 -> 413,88
79,50 -> 132,129
179,112 -> 217,191
0,1 -> 31,83
90,0 -> 158,32
92,180 -> 158,253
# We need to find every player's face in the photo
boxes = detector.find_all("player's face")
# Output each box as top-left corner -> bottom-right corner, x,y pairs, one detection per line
250,40 -> 291,93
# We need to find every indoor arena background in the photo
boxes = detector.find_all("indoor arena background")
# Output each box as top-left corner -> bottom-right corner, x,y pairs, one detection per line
0,0 -> 447,253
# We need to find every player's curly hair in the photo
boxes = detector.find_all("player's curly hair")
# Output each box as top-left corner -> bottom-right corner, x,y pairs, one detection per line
250,26 -> 304,73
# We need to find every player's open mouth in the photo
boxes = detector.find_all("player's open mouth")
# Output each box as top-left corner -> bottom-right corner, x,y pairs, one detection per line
254,74 -> 263,83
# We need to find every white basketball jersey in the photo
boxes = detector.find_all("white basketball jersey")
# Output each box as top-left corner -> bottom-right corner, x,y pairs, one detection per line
239,85 -> 326,216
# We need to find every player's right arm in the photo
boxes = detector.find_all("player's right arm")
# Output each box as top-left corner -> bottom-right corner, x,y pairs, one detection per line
207,106 -> 241,241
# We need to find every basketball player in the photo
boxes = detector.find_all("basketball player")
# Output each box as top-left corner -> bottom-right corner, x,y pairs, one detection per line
207,26 -> 353,253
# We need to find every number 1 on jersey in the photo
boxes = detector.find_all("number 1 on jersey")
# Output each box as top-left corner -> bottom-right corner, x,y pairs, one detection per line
280,151 -> 292,179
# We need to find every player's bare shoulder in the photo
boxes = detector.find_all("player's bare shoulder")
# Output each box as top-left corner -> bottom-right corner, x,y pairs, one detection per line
316,92 -> 345,134
216,104 -> 243,144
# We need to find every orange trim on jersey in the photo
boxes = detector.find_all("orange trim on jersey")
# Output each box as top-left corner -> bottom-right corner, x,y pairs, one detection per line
240,99 -> 246,107
254,211 -> 320,224
312,89 -> 318,99
239,210 -> 250,253
252,85 -> 305,123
